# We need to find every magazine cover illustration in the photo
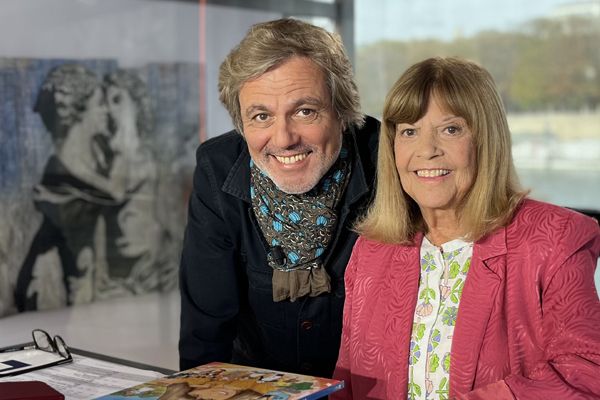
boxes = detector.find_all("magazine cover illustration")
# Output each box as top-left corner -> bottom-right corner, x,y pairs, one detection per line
95,362 -> 344,400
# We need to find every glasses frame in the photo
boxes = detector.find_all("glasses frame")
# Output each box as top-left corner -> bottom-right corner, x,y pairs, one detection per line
0,329 -> 73,377
32,329 -> 72,361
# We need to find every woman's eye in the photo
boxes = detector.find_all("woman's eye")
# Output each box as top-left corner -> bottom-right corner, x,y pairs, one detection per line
401,128 -> 416,137
445,125 -> 462,135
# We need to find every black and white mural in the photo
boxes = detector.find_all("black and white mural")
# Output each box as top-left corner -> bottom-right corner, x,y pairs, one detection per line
0,59 -> 199,316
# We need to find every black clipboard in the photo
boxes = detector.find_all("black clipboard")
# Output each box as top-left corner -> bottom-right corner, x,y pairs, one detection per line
0,342 -> 72,378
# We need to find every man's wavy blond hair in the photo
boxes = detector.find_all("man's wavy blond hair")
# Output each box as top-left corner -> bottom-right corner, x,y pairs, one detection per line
218,18 -> 364,133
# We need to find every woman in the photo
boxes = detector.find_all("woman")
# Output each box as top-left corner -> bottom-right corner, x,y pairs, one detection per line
333,57 -> 600,399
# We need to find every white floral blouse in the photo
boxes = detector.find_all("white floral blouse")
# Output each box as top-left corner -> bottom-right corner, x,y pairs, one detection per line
407,237 -> 473,400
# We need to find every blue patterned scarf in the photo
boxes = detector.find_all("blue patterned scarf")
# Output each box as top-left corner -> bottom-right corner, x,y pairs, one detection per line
250,139 -> 351,302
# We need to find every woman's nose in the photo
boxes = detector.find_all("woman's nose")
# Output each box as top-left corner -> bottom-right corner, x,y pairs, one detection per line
416,130 -> 442,159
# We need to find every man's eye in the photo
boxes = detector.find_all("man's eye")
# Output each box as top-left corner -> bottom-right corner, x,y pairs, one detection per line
297,108 -> 316,118
253,113 -> 269,122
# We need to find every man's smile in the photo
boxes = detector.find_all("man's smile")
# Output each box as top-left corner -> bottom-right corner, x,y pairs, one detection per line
273,152 -> 310,165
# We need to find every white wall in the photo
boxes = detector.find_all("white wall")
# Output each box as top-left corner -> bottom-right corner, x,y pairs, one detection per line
204,5 -> 280,137
0,0 -> 281,138
0,0 -> 198,66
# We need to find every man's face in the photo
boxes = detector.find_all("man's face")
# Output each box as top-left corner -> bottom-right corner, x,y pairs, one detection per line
239,56 -> 343,194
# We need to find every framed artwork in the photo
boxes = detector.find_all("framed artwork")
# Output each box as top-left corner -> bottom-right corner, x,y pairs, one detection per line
0,0 -> 201,316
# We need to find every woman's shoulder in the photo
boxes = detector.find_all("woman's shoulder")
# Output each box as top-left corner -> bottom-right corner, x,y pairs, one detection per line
515,199 -> 598,228
355,235 -> 410,249
353,235 -> 418,260
509,198 -> 600,245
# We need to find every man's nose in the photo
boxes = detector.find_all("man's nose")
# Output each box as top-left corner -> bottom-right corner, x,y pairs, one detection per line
271,118 -> 299,149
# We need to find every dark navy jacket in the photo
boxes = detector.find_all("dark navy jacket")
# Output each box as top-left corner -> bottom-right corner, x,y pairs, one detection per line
179,116 -> 379,377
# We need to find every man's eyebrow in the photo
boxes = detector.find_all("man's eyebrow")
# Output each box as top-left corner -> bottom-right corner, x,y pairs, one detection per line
292,96 -> 326,109
243,104 -> 269,118
243,97 -> 328,118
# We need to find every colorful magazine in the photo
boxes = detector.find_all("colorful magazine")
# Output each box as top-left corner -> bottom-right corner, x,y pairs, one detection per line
94,362 -> 344,400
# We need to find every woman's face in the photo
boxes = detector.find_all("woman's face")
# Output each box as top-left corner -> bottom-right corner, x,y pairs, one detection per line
394,94 -> 476,218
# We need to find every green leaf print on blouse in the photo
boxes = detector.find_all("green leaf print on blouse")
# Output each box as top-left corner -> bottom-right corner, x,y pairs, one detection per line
429,353 -> 440,373
461,257 -> 471,274
414,323 -> 426,341
449,261 -> 461,279
408,380 -> 422,400
441,306 -> 458,326
435,377 -> 449,400
450,278 -> 464,304
409,243 -> 473,400
410,342 -> 422,365
421,253 -> 437,272
443,353 -> 451,373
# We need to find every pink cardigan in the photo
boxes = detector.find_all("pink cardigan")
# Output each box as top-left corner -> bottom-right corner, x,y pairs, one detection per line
333,199 -> 600,399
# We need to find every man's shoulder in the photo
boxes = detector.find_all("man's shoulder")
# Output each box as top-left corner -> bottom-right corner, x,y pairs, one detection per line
198,130 -> 245,153
352,115 -> 380,144
196,130 -> 247,167
350,115 -> 380,179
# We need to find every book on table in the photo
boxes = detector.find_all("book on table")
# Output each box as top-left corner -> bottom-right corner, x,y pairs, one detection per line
94,361 -> 344,400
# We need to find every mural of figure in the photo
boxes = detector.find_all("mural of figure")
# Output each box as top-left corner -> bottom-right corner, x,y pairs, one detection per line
14,64 -> 166,311
97,69 -> 164,296
14,64 -> 116,311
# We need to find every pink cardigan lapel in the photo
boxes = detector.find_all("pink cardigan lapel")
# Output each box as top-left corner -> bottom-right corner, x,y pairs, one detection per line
449,227 -> 508,397
380,234 -> 423,398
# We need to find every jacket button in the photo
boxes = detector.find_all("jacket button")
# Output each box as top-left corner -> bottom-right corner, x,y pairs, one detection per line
301,320 -> 313,330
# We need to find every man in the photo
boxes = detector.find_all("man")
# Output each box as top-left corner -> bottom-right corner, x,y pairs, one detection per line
179,18 -> 379,377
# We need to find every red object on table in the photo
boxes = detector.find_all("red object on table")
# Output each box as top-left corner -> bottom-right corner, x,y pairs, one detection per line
0,381 -> 64,400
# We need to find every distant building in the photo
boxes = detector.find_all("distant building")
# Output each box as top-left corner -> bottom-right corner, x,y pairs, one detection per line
550,0 -> 600,19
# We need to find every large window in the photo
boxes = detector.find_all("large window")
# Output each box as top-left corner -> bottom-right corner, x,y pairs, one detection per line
353,0 -> 600,291
354,0 -> 600,212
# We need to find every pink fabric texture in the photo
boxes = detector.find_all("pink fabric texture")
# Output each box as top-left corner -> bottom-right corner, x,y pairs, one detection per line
333,199 -> 600,399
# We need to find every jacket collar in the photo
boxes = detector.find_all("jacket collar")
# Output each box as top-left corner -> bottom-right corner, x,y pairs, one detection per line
450,225 -> 508,396
220,129 -> 371,208
221,138 -> 252,202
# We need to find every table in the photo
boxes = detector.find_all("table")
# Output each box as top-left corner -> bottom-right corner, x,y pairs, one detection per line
0,344 -> 175,400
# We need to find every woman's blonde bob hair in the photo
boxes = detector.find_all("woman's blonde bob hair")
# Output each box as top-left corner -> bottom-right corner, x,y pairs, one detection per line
218,18 -> 364,134
357,57 -> 527,244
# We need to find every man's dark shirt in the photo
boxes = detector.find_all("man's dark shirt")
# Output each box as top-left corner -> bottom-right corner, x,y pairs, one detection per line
179,116 -> 379,377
